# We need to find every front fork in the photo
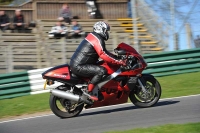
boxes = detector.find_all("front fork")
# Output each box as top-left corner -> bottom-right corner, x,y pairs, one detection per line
137,77 -> 147,93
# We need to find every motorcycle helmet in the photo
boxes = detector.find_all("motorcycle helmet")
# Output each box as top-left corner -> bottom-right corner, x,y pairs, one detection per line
93,21 -> 110,41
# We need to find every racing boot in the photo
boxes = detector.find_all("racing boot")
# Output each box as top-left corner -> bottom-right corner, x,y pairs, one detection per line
87,84 -> 98,101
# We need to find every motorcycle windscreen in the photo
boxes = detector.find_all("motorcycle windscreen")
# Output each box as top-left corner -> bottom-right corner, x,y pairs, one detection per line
117,42 -> 147,68
117,42 -> 140,55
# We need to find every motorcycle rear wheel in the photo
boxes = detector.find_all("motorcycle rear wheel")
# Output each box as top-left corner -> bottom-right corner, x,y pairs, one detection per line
49,94 -> 84,118
129,74 -> 161,108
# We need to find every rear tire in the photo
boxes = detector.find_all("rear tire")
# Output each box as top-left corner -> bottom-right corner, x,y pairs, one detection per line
129,74 -> 161,108
49,93 -> 84,118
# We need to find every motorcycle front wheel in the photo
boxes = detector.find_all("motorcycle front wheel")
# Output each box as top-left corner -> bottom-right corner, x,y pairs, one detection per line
49,94 -> 84,118
129,74 -> 161,108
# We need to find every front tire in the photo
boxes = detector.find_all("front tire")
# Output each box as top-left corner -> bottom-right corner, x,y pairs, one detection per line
129,74 -> 161,108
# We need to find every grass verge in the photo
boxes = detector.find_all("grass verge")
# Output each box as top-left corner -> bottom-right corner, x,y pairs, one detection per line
105,122 -> 200,133
0,93 -> 50,119
157,71 -> 200,98
0,72 -> 200,119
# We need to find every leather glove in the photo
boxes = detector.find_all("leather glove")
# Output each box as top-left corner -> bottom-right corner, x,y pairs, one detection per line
119,59 -> 126,66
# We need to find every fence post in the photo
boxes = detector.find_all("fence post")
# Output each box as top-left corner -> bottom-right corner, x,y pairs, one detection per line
45,41 -> 51,67
112,31 -> 118,50
32,1 -> 37,20
36,38 -> 42,69
4,47 -> 8,73
124,35 -> 130,45
7,44 -> 13,73
61,38 -> 66,64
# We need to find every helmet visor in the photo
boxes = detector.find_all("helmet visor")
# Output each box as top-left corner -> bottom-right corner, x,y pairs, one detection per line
107,25 -> 110,31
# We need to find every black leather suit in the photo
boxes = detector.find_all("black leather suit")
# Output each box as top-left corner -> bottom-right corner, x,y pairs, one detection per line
70,32 -> 123,85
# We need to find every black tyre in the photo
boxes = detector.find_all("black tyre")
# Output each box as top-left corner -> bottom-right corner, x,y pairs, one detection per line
49,87 -> 84,118
129,74 -> 161,108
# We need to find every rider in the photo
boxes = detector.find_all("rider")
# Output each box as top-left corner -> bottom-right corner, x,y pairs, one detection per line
70,21 -> 126,100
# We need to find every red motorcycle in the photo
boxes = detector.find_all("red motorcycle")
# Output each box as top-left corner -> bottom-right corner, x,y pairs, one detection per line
42,43 -> 161,118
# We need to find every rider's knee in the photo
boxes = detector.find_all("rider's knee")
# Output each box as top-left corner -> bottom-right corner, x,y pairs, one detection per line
98,67 -> 107,75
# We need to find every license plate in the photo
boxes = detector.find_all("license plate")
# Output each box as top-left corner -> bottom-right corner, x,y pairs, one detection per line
44,80 -> 47,90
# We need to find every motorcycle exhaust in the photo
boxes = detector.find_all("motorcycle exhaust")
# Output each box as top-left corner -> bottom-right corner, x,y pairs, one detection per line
51,89 -> 93,104
51,89 -> 80,101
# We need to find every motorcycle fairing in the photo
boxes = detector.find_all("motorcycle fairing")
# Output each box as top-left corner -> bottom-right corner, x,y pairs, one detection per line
87,80 -> 129,109
100,43 -> 147,76
42,64 -> 84,84
117,42 -> 140,55
88,68 -> 129,108
100,61 -> 119,75
117,42 -> 147,69
42,64 -> 70,79
46,67 -> 70,80
90,68 -> 121,99
97,68 -> 122,89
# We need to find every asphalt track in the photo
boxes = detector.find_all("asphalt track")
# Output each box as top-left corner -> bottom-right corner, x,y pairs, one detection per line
0,95 -> 200,133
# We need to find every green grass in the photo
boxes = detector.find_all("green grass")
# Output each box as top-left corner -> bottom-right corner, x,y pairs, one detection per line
157,71 -> 200,98
105,122 -> 200,133
0,93 -> 50,118
0,72 -> 200,119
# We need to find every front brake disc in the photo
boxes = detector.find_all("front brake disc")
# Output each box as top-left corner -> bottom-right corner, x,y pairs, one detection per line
136,83 -> 155,102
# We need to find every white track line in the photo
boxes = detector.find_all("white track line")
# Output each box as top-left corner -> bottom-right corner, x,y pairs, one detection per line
0,94 -> 200,124
0,114 -> 54,124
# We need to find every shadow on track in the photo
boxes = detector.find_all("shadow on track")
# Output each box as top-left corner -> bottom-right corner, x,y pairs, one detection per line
79,100 -> 180,117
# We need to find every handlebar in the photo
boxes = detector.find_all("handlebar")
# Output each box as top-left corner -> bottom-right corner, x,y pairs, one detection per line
120,55 -> 142,71
114,48 -> 144,71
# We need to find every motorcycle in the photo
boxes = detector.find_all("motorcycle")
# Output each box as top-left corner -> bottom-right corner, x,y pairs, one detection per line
42,42 -> 161,118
